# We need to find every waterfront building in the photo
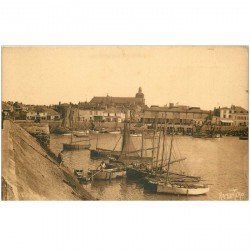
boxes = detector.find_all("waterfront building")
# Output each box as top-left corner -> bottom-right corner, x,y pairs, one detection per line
142,104 -> 211,134
26,107 -> 61,121
143,104 -> 210,126
219,105 -> 248,126
78,107 -> 126,122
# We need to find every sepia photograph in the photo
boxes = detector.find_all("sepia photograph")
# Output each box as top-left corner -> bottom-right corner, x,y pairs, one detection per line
1,1 -> 250,250
1,46 -> 249,201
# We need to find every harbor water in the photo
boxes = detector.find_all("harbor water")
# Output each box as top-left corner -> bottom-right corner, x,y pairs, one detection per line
50,133 -> 248,200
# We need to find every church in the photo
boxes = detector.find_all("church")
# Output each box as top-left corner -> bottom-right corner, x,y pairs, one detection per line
89,87 -> 145,109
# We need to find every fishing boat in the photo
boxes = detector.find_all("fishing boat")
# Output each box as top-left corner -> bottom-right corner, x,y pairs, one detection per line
90,113 -> 154,162
149,180 -> 209,195
88,112 -> 153,181
126,111 -> 210,196
63,142 -> 91,150
63,108 -> 91,150
239,136 -> 248,140
145,130 -> 209,196
63,130 -> 91,150
87,161 -> 126,181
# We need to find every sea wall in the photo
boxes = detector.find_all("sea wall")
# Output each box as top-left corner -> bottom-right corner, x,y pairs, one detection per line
1,120 -> 95,200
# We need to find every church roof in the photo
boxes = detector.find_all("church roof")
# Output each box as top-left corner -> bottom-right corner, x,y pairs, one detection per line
90,96 -> 137,104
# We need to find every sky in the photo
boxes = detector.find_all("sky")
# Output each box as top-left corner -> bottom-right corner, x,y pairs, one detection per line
2,46 -> 248,110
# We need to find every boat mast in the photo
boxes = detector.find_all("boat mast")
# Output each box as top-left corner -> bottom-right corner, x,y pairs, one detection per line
160,112 -> 167,167
141,111 -> 145,158
96,130 -> 99,149
155,112 -> 162,168
166,128 -> 174,181
152,113 -> 158,165
78,107 -> 80,130
120,110 -> 129,159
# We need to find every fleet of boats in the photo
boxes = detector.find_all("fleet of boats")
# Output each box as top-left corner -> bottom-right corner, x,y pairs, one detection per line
62,111 -> 211,197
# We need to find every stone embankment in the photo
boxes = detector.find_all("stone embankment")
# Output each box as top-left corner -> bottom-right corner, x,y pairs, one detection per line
2,120 -> 95,200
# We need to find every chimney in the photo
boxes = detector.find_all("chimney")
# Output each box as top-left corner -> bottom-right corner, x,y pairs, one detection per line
169,103 -> 174,108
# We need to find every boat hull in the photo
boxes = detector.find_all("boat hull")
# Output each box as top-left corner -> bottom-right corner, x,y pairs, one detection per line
89,169 -> 126,180
239,136 -> 248,140
156,183 -> 209,195
126,167 -> 149,179
63,143 -> 91,150
74,134 -> 89,138
90,149 -> 120,159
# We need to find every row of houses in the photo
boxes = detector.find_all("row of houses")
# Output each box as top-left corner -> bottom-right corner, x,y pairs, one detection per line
2,99 -> 248,127
26,107 -> 61,121
77,108 -> 126,122
143,104 -> 210,125
2,102 -> 61,121
142,104 -> 248,127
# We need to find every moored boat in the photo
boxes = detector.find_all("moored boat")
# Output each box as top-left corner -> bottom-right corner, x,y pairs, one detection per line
155,181 -> 209,195
109,130 -> 121,134
73,130 -> 89,137
239,136 -> 248,140
88,161 -> 126,181
63,143 -> 91,150
88,168 -> 126,180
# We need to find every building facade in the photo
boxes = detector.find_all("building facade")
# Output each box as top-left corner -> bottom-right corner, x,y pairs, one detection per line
89,87 -> 145,108
143,104 -> 210,126
26,107 -> 61,121
219,105 -> 248,126
78,108 -> 126,122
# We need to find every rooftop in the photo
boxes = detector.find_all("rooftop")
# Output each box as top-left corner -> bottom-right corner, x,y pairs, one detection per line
90,96 -> 137,104
145,106 -> 210,114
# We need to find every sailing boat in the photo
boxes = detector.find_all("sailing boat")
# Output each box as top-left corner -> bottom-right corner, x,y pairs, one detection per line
87,111 -> 152,180
63,107 -> 91,150
126,112 -> 161,179
145,131 -> 209,195
90,112 -> 153,161
126,112 -> 210,196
